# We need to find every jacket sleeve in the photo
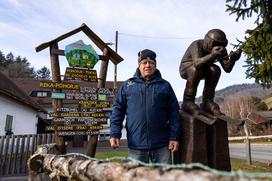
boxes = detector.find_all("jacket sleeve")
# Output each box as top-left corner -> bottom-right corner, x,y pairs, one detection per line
167,84 -> 181,141
110,82 -> 127,139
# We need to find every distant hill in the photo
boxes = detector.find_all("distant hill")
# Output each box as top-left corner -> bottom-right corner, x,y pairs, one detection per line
196,83 -> 272,104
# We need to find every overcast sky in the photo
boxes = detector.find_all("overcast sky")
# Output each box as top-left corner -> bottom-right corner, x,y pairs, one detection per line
0,0 -> 257,101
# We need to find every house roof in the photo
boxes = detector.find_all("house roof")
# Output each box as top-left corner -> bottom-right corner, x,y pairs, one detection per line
255,111 -> 272,121
36,23 -> 123,65
0,71 -> 45,112
244,111 -> 272,125
13,79 -> 124,106
246,112 -> 267,124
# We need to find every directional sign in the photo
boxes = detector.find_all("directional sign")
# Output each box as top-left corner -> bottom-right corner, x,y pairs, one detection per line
40,80 -> 116,136
65,92 -> 97,101
79,100 -> 111,108
64,67 -> 97,82
46,125 -> 103,131
56,107 -> 104,113
52,117 -> 108,125
51,92 -> 66,99
80,87 -> 115,95
50,112 -> 107,118
39,81 -> 80,90
57,130 -> 100,136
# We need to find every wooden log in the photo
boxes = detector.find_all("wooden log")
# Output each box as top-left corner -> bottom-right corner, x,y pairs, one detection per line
51,48 -> 64,56
28,143 -> 271,181
98,48 -> 109,88
27,151 -> 247,181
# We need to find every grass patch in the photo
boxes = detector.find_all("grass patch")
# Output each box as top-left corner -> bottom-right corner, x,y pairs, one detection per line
231,158 -> 272,172
95,151 -> 128,160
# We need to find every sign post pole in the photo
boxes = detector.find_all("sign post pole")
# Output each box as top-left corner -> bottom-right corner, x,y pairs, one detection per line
86,48 -> 109,157
50,43 -> 66,154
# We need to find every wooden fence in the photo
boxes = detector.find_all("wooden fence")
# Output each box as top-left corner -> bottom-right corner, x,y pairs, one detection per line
0,133 -> 54,176
229,134 -> 272,164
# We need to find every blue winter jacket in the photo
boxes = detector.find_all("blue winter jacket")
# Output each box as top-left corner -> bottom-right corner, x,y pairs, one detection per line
110,68 -> 181,149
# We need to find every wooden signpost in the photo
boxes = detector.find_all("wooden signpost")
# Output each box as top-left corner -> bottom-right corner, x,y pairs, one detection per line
35,23 -> 123,156
64,67 -> 98,82
40,82 -> 114,135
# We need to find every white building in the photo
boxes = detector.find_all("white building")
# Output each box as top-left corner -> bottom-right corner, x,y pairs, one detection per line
0,72 -> 45,135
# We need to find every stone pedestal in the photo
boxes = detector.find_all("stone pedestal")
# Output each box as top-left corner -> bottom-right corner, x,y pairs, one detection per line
175,110 -> 231,171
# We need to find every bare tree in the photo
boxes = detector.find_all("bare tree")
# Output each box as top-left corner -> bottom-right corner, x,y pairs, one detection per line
220,95 -> 266,136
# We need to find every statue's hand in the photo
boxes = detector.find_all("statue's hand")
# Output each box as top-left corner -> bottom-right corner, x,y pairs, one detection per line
211,46 -> 226,59
229,48 -> 242,62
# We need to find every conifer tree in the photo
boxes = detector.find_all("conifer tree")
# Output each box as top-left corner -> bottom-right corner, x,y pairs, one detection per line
36,66 -> 51,80
226,0 -> 272,87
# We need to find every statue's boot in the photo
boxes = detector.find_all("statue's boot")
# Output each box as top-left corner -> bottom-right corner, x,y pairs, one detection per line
182,98 -> 217,125
182,94 -> 200,116
201,99 -> 223,116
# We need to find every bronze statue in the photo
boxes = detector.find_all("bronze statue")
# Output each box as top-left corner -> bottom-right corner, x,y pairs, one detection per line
175,29 -> 242,171
180,29 -> 241,117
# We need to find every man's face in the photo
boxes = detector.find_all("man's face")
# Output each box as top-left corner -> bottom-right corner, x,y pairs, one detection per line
139,59 -> 156,80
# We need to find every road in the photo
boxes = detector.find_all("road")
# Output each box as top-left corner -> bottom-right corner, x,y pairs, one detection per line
229,143 -> 272,163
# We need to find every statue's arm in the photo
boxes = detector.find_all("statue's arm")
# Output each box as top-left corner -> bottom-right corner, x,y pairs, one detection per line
192,45 -> 223,69
219,49 -> 242,73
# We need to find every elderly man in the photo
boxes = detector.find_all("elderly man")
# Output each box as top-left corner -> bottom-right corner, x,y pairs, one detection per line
110,49 -> 180,164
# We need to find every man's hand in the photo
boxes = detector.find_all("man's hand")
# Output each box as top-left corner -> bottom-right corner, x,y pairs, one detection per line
168,141 -> 179,152
109,138 -> 120,149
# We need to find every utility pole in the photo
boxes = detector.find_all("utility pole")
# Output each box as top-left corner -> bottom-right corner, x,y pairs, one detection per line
114,31 -> 118,89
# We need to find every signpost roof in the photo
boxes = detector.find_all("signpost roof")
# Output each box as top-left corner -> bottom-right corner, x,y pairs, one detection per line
35,23 -> 123,65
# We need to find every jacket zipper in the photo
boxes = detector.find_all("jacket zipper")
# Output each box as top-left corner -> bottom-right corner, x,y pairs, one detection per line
145,82 -> 151,149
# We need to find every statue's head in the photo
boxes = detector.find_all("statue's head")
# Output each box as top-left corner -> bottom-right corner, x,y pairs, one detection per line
203,29 -> 228,52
